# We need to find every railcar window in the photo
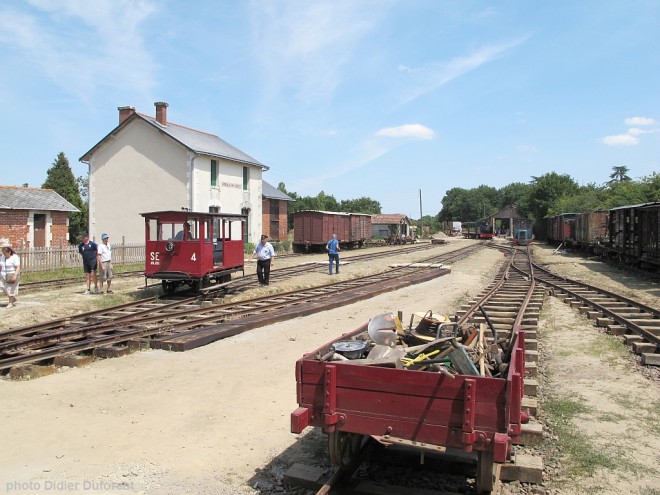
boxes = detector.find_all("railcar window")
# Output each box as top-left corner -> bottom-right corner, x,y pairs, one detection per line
147,219 -> 159,241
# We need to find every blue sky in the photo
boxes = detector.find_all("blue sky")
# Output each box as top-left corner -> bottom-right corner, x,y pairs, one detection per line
0,1 -> 658,218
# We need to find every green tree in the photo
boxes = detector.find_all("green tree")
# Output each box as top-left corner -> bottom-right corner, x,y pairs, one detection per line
528,172 -> 579,220
339,197 -> 381,214
42,152 -> 87,243
497,182 -> 533,216
608,165 -> 631,184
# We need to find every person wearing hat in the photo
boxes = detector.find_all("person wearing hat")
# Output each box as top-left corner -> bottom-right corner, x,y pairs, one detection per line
78,233 -> 99,294
97,233 -> 113,294
249,234 -> 275,286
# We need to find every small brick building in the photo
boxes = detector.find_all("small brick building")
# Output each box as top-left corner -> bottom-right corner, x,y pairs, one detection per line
261,181 -> 294,242
0,186 -> 79,248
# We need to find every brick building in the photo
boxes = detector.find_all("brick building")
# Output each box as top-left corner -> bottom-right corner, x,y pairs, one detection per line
0,186 -> 79,248
261,181 -> 294,242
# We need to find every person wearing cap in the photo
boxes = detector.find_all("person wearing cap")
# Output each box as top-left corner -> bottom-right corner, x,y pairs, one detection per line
97,233 -> 113,294
249,234 -> 275,286
78,233 -> 99,294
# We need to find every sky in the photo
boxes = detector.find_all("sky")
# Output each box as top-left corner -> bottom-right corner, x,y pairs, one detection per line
0,0 -> 658,219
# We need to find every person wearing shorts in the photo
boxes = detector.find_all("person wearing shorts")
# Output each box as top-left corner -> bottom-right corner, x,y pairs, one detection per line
0,246 -> 21,308
78,233 -> 99,294
97,233 -> 113,294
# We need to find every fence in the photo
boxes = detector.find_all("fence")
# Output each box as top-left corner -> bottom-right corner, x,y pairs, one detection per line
17,244 -> 145,273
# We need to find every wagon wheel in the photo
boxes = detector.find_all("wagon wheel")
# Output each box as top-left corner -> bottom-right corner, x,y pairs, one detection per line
476,450 -> 494,493
161,281 -> 176,295
328,431 -> 364,469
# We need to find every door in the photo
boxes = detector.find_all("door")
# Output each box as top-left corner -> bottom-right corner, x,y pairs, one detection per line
34,214 -> 46,247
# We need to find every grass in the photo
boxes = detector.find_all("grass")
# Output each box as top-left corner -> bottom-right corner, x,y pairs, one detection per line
543,396 -> 618,480
585,334 -> 627,359
22,263 -> 145,283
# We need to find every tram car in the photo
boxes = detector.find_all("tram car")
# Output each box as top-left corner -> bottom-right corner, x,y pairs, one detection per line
142,210 -> 247,294
511,218 -> 534,246
291,312 -> 529,493
462,221 -> 494,239
293,210 -> 371,252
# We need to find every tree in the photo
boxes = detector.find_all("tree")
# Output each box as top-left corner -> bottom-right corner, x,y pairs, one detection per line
528,172 -> 579,220
42,152 -> 87,243
339,197 -> 381,214
608,166 -> 631,184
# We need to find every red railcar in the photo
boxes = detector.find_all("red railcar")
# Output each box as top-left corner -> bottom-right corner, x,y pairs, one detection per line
293,210 -> 371,252
545,213 -> 576,243
291,319 -> 529,493
142,210 -> 246,294
574,211 -> 607,247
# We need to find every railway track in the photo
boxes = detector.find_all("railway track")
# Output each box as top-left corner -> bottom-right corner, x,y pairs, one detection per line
527,261 -> 660,366
0,244 -> 480,373
309,245 -> 545,495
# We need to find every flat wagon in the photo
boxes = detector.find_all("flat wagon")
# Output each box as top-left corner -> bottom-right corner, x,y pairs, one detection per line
293,210 -> 371,252
462,221 -> 494,240
142,210 -> 246,294
291,313 -> 529,493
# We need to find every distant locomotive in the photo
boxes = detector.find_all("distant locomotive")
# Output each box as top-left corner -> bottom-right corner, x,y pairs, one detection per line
544,202 -> 660,270
293,210 -> 371,252
461,221 -> 494,239
511,218 -> 534,246
142,210 -> 247,294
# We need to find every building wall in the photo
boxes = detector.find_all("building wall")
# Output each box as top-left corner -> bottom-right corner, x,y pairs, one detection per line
261,198 -> 289,242
0,209 -> 29,248
193,156 -> 263,244
88,120 -> 190,243
0,210 -> 70,248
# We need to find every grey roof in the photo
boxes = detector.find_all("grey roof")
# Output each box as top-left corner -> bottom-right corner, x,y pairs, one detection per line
0,186 -> 79,212
262,181 -> 294,201
81,113 -> 268,170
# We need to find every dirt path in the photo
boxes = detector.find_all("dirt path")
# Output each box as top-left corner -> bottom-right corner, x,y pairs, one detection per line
1,241 -> 658,495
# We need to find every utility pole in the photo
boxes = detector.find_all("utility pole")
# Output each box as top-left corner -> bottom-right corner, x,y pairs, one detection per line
419,189 -> 423,238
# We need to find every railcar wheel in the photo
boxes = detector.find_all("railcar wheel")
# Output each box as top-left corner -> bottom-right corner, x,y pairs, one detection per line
328,431 -> 364,469
476,450 -> 494,493
162,281 -> 176,295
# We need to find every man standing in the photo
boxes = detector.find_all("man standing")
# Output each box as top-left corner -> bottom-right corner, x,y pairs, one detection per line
326,233 -> 340,275
78,234 -> 99,294
250,235 -> 275,286
97,233 -> 113,294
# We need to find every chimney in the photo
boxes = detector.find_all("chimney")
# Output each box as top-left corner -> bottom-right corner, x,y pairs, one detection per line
118,106 -> 135,125
155,101 -> 169,125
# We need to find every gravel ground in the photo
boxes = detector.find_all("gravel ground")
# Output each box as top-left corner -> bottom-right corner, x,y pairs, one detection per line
1,239 -> 658,495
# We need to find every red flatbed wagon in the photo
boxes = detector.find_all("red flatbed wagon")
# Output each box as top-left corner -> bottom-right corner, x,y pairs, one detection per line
291,316 -> 529,493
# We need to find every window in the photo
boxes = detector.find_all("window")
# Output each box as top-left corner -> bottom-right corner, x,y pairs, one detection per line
242,166 -> 248,190
270,220 -> 279,239
270,200 -> 279,216
211,159 -> 218,187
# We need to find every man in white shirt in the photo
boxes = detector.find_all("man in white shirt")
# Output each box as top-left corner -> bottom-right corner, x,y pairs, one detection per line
97,233 -> 113,294
249,235 -> 275,286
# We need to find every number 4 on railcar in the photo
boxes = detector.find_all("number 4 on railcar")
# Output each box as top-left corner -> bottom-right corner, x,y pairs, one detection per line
142,210 -> 247,294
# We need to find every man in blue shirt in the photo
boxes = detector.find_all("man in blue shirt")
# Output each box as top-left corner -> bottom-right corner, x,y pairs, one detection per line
250,235 -> 275,285
78,233 -> 99,294
326,234 -> 340,275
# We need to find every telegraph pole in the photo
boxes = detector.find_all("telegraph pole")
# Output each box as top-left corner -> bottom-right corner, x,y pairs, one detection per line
419,189 -> 423,238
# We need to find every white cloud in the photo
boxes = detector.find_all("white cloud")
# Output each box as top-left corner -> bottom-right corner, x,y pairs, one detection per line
399,35 -> 530,105
375,124 -> 435,140
0,1 -> 157,102
624,116 -> 656,126
602,134 -> 640,146
248,1 -> 392,103
628,127 -> 659,136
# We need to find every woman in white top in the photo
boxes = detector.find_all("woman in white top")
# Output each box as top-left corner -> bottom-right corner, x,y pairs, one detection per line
1,245 -> 21,308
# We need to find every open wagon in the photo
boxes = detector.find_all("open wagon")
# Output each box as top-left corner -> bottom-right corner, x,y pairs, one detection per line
291,313 -> 529,493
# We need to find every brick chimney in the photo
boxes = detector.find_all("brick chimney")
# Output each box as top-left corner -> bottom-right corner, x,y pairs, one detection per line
118,106 -> 135,125
155,101 -> 169,125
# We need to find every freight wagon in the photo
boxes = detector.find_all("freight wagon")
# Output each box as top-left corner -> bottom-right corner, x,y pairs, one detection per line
544,213 -> 576,244
462,221 -> 494,239
574,210 -> 608,249
608,202 -> 660,269
293,210 -> 372,252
